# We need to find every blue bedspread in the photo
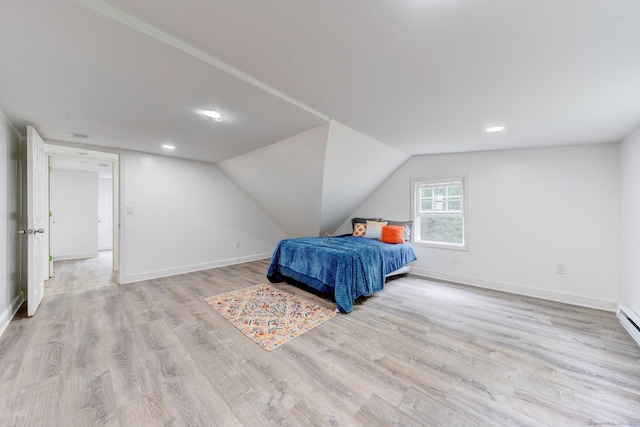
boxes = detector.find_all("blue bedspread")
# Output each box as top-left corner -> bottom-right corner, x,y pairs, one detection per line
267,235 -> 417,313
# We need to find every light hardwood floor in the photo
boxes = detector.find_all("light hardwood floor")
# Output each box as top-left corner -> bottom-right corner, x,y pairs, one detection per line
1,259 -> 639,426
45,251 -> 117,296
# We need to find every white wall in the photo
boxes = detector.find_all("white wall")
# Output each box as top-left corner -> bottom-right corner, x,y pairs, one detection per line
0,111 -> 23,336
218,124 -> 329,238
619,127 -> 640,318
320,120 -> 409,235
50,170 -> 99,260
345,143 -> 620,311
120,151 -> 287,283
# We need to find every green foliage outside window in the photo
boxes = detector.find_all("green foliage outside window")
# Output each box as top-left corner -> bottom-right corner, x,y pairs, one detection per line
420,217 -> 464,244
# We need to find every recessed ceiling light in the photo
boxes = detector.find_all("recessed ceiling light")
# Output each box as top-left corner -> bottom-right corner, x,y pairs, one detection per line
201,110 -> 222,121
485,126 -> 505,133
162,143 -> 176,150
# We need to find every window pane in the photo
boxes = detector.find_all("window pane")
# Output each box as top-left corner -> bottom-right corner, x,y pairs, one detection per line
421,200 -> 432,212
413,178 -> 465,248
420,217 -> 464,244
447,185 -> 462,197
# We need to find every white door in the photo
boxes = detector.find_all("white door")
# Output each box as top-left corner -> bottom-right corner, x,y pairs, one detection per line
26,126 -> 46,317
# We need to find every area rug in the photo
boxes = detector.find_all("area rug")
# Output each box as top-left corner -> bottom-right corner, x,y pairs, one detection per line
204,283 -> 337,351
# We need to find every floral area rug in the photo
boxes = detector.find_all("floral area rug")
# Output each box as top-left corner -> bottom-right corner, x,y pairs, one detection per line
204,283 -> 337,351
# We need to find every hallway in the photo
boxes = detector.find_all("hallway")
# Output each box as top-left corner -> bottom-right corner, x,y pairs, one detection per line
45,251 -> 117,296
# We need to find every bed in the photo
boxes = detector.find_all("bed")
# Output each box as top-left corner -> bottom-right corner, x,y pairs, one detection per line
267,218 -> 417,313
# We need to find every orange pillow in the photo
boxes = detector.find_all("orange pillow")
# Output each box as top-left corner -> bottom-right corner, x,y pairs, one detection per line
381,225 -> 405,244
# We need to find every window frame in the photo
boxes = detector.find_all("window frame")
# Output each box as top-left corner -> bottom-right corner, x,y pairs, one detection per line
411,176 -> 468,251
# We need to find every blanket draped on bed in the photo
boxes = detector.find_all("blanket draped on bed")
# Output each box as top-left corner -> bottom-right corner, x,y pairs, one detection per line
267,235 -> 417,313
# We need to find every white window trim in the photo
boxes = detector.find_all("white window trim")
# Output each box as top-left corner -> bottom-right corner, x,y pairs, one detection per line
411,176 -> 469,251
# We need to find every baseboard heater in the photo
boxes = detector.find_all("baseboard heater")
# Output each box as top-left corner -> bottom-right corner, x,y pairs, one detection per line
617,305 -> 640,347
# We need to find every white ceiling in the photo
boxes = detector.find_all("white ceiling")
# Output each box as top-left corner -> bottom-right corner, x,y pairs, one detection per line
47,144 -> 118,179
2,0 -> 640,164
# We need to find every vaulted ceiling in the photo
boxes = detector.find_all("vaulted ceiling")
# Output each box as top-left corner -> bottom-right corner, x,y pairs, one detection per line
2,0 -> 640,163
2,1 -> 640,236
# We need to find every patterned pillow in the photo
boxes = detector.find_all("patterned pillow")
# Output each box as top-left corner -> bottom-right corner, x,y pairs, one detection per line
353,223 -> 367,237
351,217 -> 383,231
364,220 -> 388,239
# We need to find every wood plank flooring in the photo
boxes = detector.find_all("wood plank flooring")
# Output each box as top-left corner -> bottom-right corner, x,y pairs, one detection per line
1,259 -> 639,426
45,251 -> 117,296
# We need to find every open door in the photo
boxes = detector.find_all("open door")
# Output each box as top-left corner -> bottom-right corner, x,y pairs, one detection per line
25,126 -> 46,316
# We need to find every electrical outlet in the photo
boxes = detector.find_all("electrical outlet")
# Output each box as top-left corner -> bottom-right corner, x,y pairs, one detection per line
555,263 -> 566,275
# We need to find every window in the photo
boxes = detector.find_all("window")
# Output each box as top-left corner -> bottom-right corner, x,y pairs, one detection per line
412,177 -> 467,249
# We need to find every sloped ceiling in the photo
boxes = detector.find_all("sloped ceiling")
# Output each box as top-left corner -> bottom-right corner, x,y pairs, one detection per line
2,1 -> 640,161
219,121 -> 408,237
2,1 -> 640,236
320,121 -> 409,235
0,0 -> 327,163
218,125 -> 329,238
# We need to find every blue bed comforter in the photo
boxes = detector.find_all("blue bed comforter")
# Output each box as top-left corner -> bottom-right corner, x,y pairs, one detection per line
267,235 -> 417,312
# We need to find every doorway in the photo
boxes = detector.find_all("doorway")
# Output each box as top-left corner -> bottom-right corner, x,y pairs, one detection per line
44,251 -> 116,295
44,144 -> 120,295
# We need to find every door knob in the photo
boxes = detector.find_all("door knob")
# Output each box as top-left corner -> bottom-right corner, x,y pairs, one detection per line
18,228 -> 44,235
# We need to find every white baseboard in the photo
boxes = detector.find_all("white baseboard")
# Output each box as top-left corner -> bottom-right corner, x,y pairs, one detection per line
122,252 -> 272,284
410,267 -> 617,312
53,251 -> 99,261
0,291 -> 24,338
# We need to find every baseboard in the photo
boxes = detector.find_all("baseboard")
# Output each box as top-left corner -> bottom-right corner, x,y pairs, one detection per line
122,252 -> 273,284
410,267 -> 617,312
0,291 -> 24,338
617,304 -> 640,347
53,251 -> 99,261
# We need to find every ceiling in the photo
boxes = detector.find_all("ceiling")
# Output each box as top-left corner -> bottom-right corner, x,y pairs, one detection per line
47,144 -> 118,179
2,0 -> 640,164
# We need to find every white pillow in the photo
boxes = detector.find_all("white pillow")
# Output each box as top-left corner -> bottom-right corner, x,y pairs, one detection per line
364,220 -> 388,240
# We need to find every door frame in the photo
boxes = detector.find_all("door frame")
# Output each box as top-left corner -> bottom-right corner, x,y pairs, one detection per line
43,143 -> 121,283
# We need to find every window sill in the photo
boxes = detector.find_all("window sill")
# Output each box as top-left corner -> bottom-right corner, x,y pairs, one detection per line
412,241 -> 469,252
